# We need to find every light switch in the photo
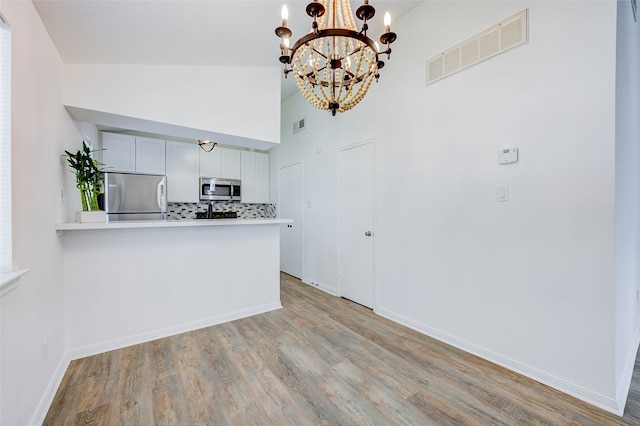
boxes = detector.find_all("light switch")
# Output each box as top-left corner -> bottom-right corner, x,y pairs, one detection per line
496,185 -> 509,202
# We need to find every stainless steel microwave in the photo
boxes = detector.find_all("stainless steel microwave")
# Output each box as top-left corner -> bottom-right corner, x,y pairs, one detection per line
199,177 -> 241,201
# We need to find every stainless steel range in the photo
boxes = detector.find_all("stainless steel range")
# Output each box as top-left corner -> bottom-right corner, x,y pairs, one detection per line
195,210 -> 238,219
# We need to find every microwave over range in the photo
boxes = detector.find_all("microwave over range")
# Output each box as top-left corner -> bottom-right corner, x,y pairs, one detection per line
199,177 -> 241,201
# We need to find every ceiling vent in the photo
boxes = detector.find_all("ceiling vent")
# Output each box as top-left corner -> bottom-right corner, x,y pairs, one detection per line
293,117 -> 306,134
427,9 -> 528,85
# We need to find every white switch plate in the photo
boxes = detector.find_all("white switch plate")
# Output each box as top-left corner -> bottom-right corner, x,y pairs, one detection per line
496,185 -> 509,202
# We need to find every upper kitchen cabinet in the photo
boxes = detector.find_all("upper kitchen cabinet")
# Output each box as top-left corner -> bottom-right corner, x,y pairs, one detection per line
135,137 -> 166,174
200,147 -> 245,180
255,153 -> 270,203
102,133 -> 136,172
220,148 -> 242,179
199,146 -> 221,177
101,132 -> 165,174
241,151 -> 270,203
166,141 -> 199,203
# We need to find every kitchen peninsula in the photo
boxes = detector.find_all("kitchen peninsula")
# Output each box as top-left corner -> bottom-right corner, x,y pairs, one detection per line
56,218 -> 291,360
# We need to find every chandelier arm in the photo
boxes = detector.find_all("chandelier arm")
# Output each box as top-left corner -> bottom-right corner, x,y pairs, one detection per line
290,29 -> 376,59
309,45 -> 329,60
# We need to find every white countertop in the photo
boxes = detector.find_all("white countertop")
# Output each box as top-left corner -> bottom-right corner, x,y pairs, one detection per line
56,218 -> 292,231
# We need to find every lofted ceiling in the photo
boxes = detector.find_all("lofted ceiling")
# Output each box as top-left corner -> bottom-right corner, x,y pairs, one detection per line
33,0 -> 424,101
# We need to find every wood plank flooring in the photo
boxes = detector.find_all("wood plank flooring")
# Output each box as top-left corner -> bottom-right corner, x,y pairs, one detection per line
44,273 -> 640,425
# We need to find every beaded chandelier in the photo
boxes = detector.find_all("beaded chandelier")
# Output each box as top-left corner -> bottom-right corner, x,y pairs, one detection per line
275,0 -> 397,116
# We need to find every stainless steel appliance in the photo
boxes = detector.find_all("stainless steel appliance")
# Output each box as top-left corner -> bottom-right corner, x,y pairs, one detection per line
101,172 -> 167,221
195,209 -> 238,219
199,177 -> 241,201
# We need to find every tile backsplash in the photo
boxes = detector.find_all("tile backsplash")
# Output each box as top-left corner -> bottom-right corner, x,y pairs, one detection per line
167,202 -> 276,220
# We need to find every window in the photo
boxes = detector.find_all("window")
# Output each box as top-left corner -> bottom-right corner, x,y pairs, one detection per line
0,12 -> 11,276
0,11 -> 22,292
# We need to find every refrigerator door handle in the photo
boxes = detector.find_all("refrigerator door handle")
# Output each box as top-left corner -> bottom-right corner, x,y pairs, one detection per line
158,181 -> 167,214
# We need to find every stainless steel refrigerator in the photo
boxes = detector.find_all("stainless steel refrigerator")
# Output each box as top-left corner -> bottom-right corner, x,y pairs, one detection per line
101,172 -> 167,221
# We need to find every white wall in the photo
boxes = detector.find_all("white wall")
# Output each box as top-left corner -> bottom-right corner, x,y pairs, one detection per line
62,64 -> 281,148
614,0 -> 640,410
272,0 -> 623,413
61,225 -> 281,358
0,1 -> 81,424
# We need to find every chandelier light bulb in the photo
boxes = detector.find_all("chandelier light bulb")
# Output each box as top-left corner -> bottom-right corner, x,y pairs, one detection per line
384,12 -> 391,32
281,5 -> 289,26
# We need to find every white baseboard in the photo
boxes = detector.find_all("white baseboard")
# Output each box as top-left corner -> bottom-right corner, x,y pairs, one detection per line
302,277 -> 336,296
67,302 -> 282,361
375,306 -> 622,416
30,302 -> 282,425
30,353 -> 71,426
616,319 -> 640,414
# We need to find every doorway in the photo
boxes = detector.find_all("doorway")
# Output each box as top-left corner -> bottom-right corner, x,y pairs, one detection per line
279,162 -> 304,279
338,140 -> 375,308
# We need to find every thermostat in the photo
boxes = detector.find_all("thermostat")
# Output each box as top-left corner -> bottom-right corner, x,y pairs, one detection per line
498,148 -> 518,164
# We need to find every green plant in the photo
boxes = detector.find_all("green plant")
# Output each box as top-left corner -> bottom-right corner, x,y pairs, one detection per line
63,141 -> 104,211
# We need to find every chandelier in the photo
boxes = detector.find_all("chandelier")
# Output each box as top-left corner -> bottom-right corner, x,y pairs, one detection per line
275,0 -> 397,116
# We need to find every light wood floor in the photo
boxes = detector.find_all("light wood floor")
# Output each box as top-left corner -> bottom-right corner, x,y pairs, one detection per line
45,273 -> 640,425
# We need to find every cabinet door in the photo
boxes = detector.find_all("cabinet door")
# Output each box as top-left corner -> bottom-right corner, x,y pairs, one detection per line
102,133 -> 135,172
166,141 -> 199,202
135,137 -> 166,174
199,147 -> 221,177
220,148 -> 241,179
255,152 -> 270,203
240,151 -> 257,203
240,151 -> 270,204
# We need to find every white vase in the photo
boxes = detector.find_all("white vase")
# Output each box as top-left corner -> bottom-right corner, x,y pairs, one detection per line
78,210 -> 106,223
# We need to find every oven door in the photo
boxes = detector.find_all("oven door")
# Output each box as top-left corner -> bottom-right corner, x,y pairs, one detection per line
200,178 -> 233,201
230,182 -> 241,201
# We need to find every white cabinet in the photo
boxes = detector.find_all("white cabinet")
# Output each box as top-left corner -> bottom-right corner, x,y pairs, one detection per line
101,132 -> 165,174
166,141 -> 199,202
102,133 -> 136,172
220,148 -> 242,179
199,147 -> 221,177
241,151 -> 256,202
241,151 -> 270,203
135,137 -> 166,174
255,153 -> 270,203
200,147 -> 242,179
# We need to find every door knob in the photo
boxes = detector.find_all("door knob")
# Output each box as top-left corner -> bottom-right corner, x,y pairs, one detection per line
365,231 -> 372,236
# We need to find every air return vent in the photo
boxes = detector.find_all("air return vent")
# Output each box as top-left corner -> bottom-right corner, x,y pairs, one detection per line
427,9 -> 528,85
293,117 -> 306,134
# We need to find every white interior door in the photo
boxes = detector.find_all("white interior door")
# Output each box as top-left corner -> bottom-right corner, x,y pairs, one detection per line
279,162 -> 303,279
338,141 -> 375,308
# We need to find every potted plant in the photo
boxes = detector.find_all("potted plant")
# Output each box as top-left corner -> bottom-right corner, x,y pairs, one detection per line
63,141 -> 105,222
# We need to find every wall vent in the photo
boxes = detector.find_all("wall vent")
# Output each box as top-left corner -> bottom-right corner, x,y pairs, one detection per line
427,9 -> 528,86
293,117 -> 306,134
